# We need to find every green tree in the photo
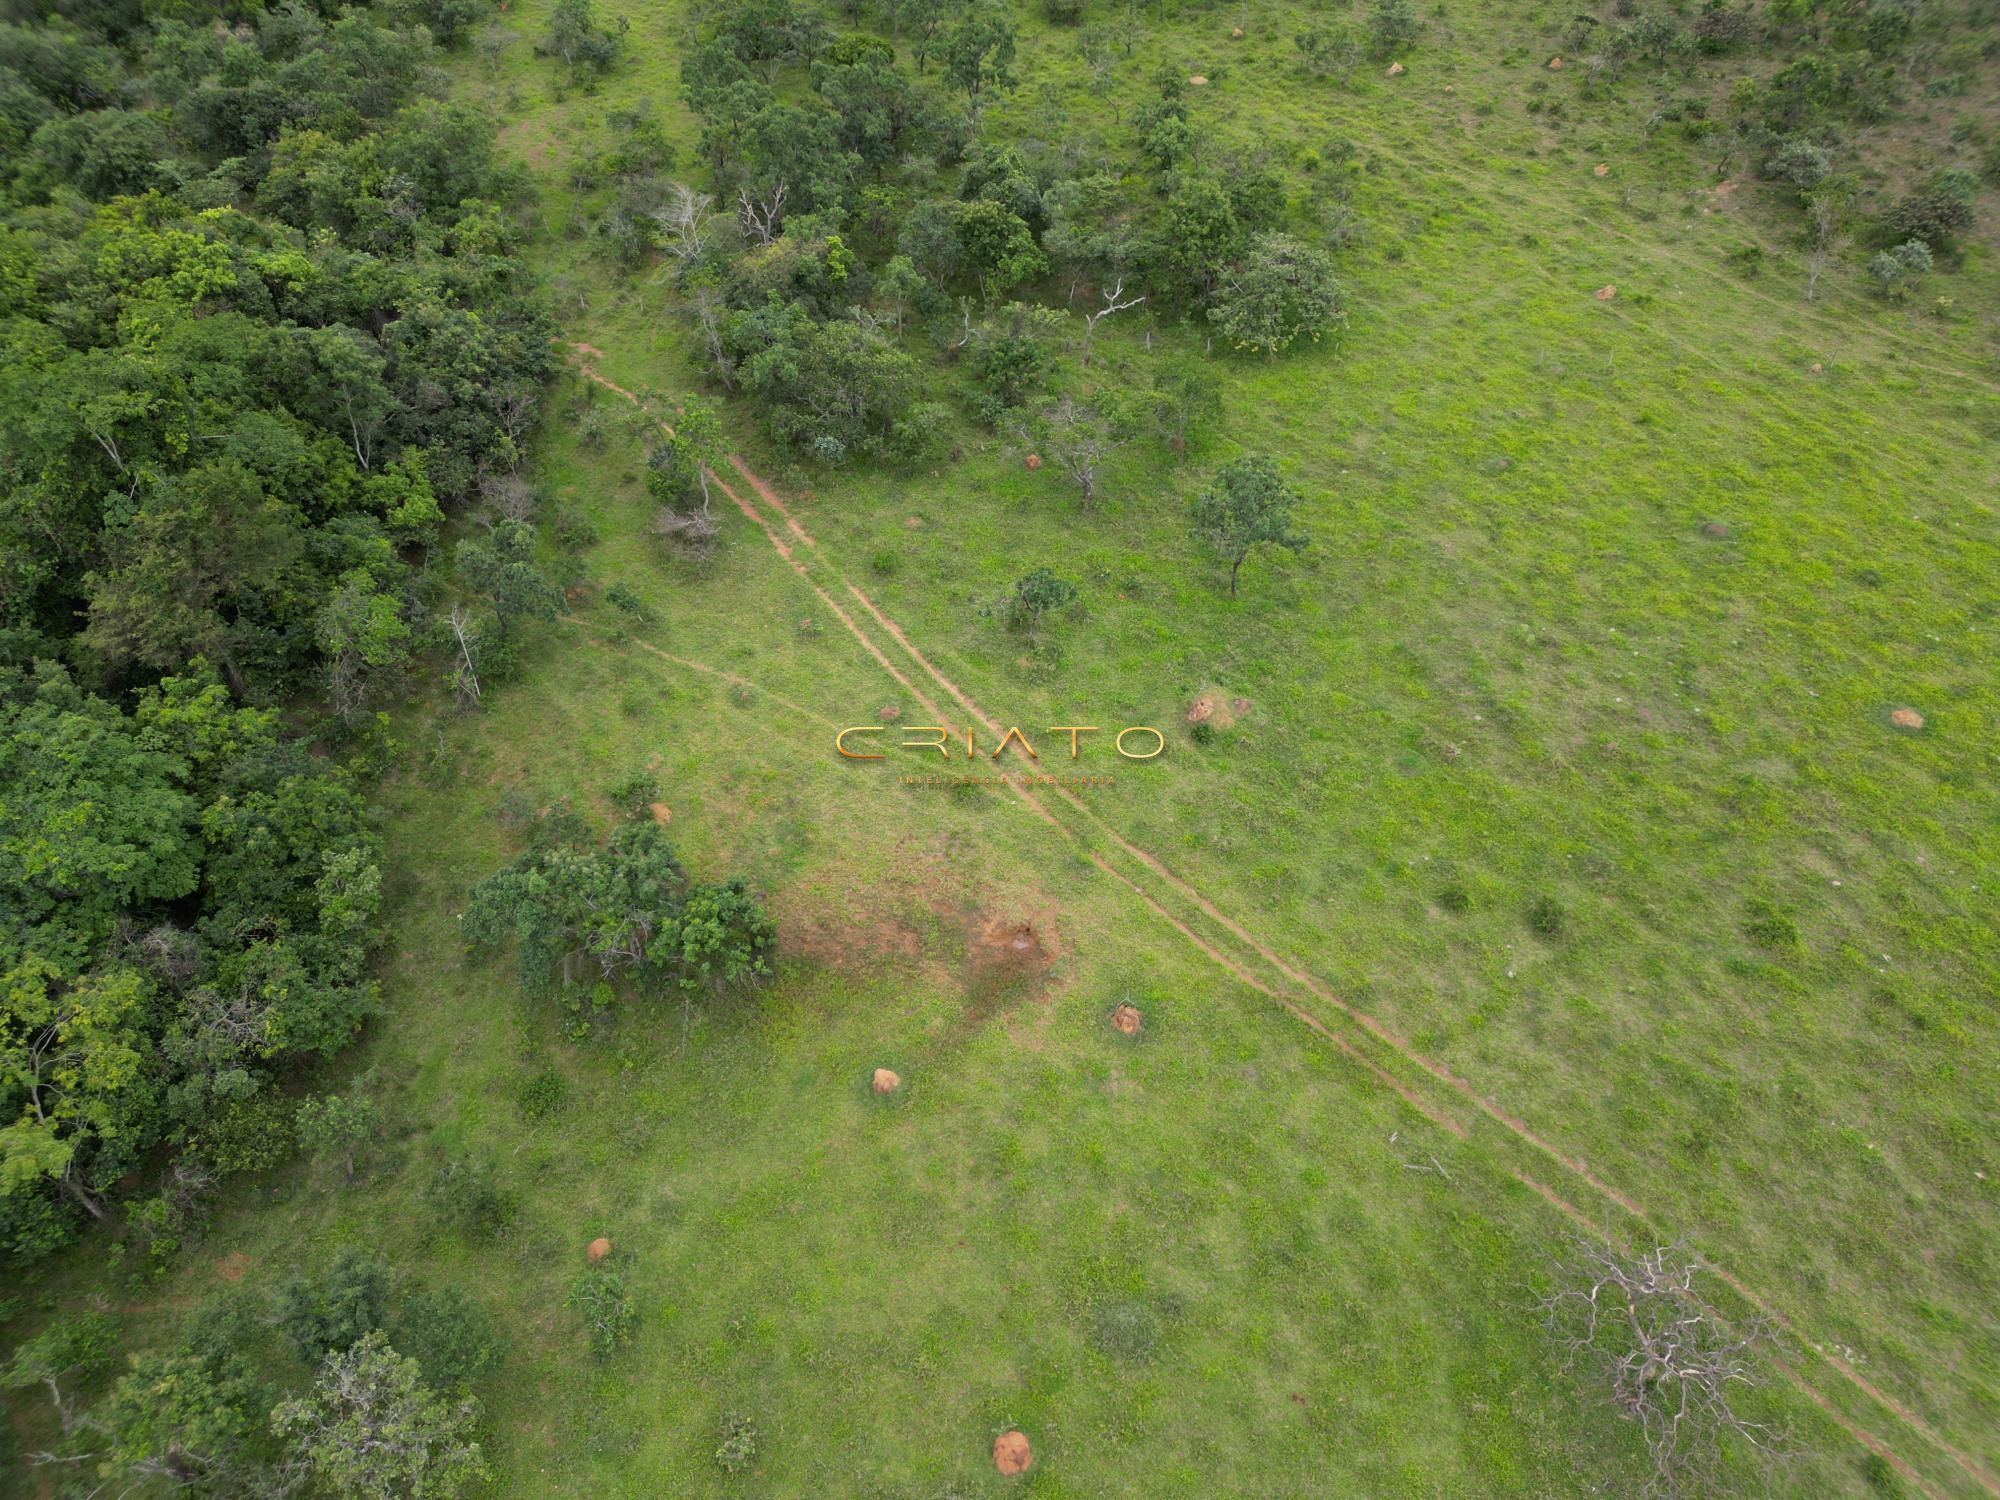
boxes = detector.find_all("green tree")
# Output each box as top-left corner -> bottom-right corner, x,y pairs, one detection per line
455,520 -> 565,637
944,3 -> 1018,116
274,1248 -> 391,1363
1189,455 -> 1311,597
566,1268 -> 637,1356
1370,0 -> 1421,54
1161,175 -> 1241,304
296,1091 -> 381,1181
1,1311 -> 118,1435
1008,567 -> 1079,638
97,1342 -> 267,1492
272,1331 -> 487,1499
656,879 -> 776,997
1209,233 -> 1348,355
544,0 -> 625,77
393,1286 -> 504,1391
951,197 -> 1047,299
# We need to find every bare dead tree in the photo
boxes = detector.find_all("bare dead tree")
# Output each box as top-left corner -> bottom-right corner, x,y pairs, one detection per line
447,604 -> 481,707
1539,1236 -> 1790,1497
686,282 -> 736,389
1079,276 -> 1146,367
651,181 -> 720,269
651,505 -> 720,559
1804,193 -> 1849,304
737,181 -> 787,245
478,471 -> 538,527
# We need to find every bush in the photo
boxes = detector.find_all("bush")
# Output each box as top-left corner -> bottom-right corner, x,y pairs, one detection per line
424,1157 -> 517,1239
567,1268 -> 636,1356
274,1248 -> 390,1362
1041,0 -> 1084,22
1883,172 -> 1976,246
1209,233 -> 1347,355
608,769 -> 661,819
716,1413 -> 759,1474
1763,139 -> 1832,191
394,1286 -> 505,1391
1189,721 -> 1215,746
1526,894 -> 1567,939
517,1068 -> 567,1121
1369,0 -> 1420,55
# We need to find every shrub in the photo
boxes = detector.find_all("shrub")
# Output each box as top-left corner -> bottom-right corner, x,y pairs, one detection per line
567,1268 -> 636,1356
1883,171 -> 1975,247
424,1157 -> 517,1239
1041,0 -> 1084,22
394,1286 -> 505,1390
517,1068 -> 567,1121
1209,233 -> 1347,355
1526,894 -> 1566,939
1437,883 -> 1471,915
274,1248 -> 390,1362
608,769 -> 661,819
1369,0 -> 1420,55
1763,139 -> 1832,191
716,1413 -> 759,1473
1189,720 -> 1215,746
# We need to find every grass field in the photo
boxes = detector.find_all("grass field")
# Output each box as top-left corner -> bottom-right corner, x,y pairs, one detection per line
9,0 -> 1998,1495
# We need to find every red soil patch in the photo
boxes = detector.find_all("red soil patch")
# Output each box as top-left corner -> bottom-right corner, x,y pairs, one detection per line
649,802 -> 672,823
1230,697 -> 1251,714
879,705 -> 901,721
1186,695 -> 1215,724
1889,707 -> 1925,729
993,1430 -> 1033,1475
1593,163 -> 1610,177
1231,25 -> 1244,37
872,1067 -> 901,1094
1547,55 -> 1563,68
1384,61 -> 1403,75
1024,453 -> 1042,471
214,1252 -> 250,1283
1188,74 -> 1208,85
1111,1002 -> 1143,1036
587,1237 -> 612,1262
1594,285 -> 1617,301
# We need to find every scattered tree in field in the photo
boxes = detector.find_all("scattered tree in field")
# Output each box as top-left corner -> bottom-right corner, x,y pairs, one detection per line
1008,568 -> 1079,638
1189,455 -> 1310,597
1369,0 -> 1421,55
567,1267 -> 637,1356
1869,237 -> 1931,297
943,3 -> 1019,118
296,1091 -> 382,1182
544,0 -> 627,78
1035,397 -> 1116,507
1539,1237 -> 1789,1498
1210,233 -> 1347,355
1079,276 -> 1146,366
1146,362 -> 1224,459
1882,169 -> 1976,249
1295,23 -> 1361,78
272,1331 -> 488,1499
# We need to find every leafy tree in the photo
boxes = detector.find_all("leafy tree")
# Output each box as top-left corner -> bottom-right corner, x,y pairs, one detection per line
1370,0 -> 1421,54
463,821 -> 690,998
876,253 -> 930,334
274,1248 -> 391,1363
392,1286 -> 504,1391
951,196 -> 1047,298
97,1341 -> 268,1493
272,1331 -> 487,1499
1008,567 -> 1079,638
943,3 -> 1018,116
1210,233 -> 1348,355
544,0 -> 626,77
654,879 -> 776,997
0,1311 -> 118,1435
1189,455 -> 1311,597
296,1091 -> 382,1182
422,1156 -> 516,1239
966,302 -> 1067,417
455,521 -> 566,636
1160,175 -> 1241,305
1883,169 -> 1976,248
1146,362 -> 1223,458
719,0 -> 831,83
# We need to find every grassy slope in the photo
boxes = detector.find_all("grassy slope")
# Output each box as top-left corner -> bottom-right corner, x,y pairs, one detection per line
8,1 -> 1998,1496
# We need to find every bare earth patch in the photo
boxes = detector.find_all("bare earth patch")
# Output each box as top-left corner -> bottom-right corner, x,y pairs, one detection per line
1112,1002 -> 1143,1036
649,802 -> 672,823
1889,707 -> 1925,729
1594,285 -> 1617,301
872,1067 -> 901,1094
587,1237 -> 612,1262
214,1252 -> 250,1283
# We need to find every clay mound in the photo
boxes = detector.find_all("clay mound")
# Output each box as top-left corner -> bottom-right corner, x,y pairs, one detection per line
904,515 -> 924,528
994,1430 -> 1033,1475
587,1237 -> 612,1262
1024,453 -> 1042,471
872,1067 -> 901,1094
1889,707 -> 1924,730
215,1252 -> 250,1283
1230,696 -> 1251,714
1186,695 -> 1216,724
879,705 -> 902,721
1231,25 -> 1243,37
1112,1002 -> 1143,1036
1548,55 -> 1564,69
1808,362 -> 1823,374
1593,163 -> 1609,177
649,802 -> 672,823
1700,521 -> 1731,540
1189,74 -> 1207,85
1594,285 -> 1617,301
1385,61 -> 1404,75
961,913 -> 1057,1031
